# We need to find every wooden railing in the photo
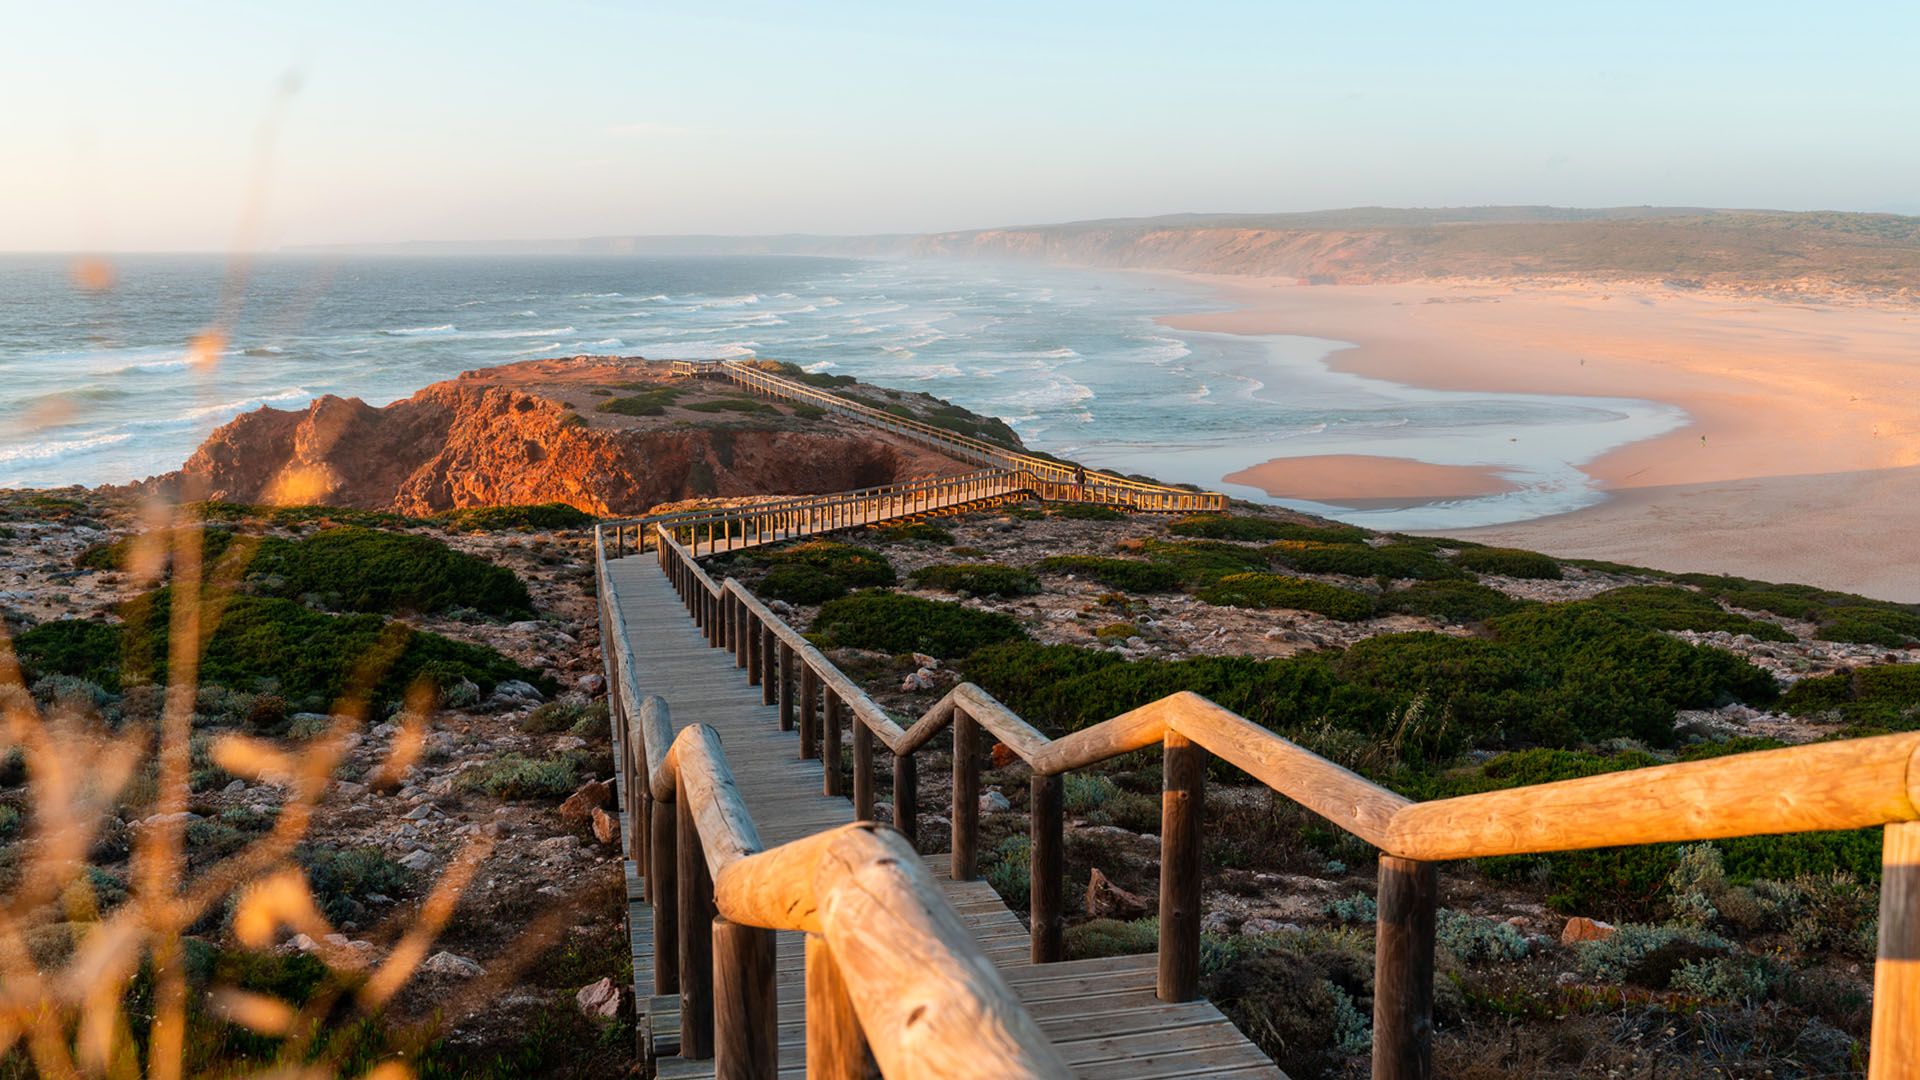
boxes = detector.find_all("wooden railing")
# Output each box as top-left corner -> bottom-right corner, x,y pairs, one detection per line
594,529 -> 1070,1078
648,522 -> 1920,1080
715,359 -> 1227,512
600,468 -> 1029,559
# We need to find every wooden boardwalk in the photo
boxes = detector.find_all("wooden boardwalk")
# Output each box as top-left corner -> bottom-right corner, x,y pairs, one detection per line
604,553 -> 1283,1078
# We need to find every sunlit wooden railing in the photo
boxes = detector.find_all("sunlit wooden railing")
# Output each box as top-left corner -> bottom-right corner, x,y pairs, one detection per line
647,522 -> 1920,1080
594,530 -> 1069,1078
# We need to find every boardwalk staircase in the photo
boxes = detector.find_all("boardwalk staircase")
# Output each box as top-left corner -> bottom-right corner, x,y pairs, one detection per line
594,361 -> 1920,1079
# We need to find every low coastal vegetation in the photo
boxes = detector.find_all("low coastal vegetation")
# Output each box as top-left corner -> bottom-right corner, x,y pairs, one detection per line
785,504 -> 1914,1077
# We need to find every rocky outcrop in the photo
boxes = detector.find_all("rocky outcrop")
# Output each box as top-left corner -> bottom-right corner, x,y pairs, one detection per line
150,361 -> 975,516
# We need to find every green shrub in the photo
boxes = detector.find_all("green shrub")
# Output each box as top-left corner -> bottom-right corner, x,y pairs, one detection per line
1381,580 -> 1527,623
1268,541 -> 1463,581
1169,515 -> 1367,543
1674,573 -> 1920,645
192,501 -> 420,530
1033,555 -> 1180,593
1140,540 -> 1270,586
758,563 -> 848,604
748,540 -> 895,588
1324,893 -> 1376,923
1063,773 -> 1118,814
1094,622 -> 1139,641
19,591 -> 544,711
1575,924 -> 1730,985
1449,547 -> 1563,580
1436,909 -> 1530,962
1583,586 -> 1794,641
1817,605 -> 1920,647
522,699 -> 588,734
597,386 -> 683,416
908,563 -> 1040,598
874,522 -> 954,544
982,835 -> 1031,908
298,845 -> 413,924
1051,503 -> 1125,521
433,504 -> 595,531
1780,663 -> 1920,730
1196,573 -> 1376,621
245,527 -> 532,617
812,592 -> 1027,658
455,753 -> 580,799
1065,917 -> 1160,960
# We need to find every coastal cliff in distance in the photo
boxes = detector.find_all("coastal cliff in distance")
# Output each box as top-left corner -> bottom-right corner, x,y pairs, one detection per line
143,357 -> 979,516
912,207 -> 1920,301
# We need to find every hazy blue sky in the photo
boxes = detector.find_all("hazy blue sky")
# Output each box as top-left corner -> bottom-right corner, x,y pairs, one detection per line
4,1 -> 1917,250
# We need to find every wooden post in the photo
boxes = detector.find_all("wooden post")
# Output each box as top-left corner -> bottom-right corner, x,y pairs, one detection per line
804,934 -> 870,1080
952,708 -> 980,881
778,644 -> 795,732
734,600 -> 749,669
1030,772 -> 1064,964
1373,855 -> 1437,1080
760,628 -> 777,706
651,795 -> 679,995
746,618 -> 762,686
822,692 -> 844,797
893,751 -> 918,843
1157,731 -> 1206,1002
851,717 -> 874,820
799,667 -> 819,760
713,917 -> 777,1080
679,802 -> 716,1059
1870,821 -> 1920,1080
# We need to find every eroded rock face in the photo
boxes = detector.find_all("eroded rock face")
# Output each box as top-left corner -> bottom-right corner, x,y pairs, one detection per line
150,363 -> 948,516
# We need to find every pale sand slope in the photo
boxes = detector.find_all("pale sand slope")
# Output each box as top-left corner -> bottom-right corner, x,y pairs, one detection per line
1224,454 -> 1520,509
1157,275 -> 1920,602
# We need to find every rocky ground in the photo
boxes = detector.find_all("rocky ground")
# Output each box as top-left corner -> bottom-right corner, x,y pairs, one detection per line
0,488 -> 632,1074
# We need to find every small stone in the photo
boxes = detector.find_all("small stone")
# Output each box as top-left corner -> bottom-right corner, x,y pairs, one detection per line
420,951 -> 486,978
978,789 -> 1011,814
489,679 -> 546,706
1560,916 -> 1616,944
1241,918 -> 1299,935
398,849 -> 434,873
900,668 -> 937,692
508,620 -> 544,634
911,653 -> 939,670
576,673 -> 606,696
559,779 -> 612,822
403,804 -> 434,821
576,976 -> 620,1019
1555,971 -> 1582,986
222,779 -> 247,794
591,806 -> 617,845
139,811 -> 203,829
551,735 -> 587,752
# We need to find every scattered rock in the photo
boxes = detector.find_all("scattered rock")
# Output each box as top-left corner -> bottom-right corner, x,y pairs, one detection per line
420,951 -> 486,978
398,849 -> 435,873
1560,916 -> 1616,944
576,673 -> 605,696
591,806 -> 617,846
1085,868 -> 1152,920
489,679 -> 546,706
559,779 -> 612,822
576,976 -> 620,1019
221,780 -> 246,794
900,668 -> 937,692
138,811 -> 203,829
978,789 -> 1011,814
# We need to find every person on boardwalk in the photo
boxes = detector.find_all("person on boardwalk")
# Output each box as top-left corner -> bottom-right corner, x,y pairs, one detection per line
1073,464 -> 1087,498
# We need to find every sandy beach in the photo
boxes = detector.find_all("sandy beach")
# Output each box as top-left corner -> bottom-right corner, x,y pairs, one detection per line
1159,275 -> 1920,601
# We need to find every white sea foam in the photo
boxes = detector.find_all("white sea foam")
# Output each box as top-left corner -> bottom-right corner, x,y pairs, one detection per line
382,324 -> 455,336
175,388 -> 313,423
475,326 -> 575,339
110,357 -> 190,375
801,360 -> 837,373
0,431 -> 134,463
586,338 -> 624,348
694,293 -> 761,309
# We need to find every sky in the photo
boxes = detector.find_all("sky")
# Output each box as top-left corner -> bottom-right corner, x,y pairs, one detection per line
3,1 -> 1918,251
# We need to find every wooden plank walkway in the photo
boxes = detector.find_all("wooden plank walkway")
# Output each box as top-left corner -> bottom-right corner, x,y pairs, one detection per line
605,553 -> 1283,1078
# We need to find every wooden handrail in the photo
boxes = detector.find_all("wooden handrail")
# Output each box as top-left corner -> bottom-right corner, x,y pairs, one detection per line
642,521 -> 1920,1079
601,606 -> 1068,1072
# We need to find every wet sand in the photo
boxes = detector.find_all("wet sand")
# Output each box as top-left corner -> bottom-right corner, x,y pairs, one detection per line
1158,275 -> 1920,601
1225,454 -> 1520,509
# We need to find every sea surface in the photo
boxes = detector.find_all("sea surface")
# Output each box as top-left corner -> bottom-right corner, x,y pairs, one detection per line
0,254 -> 1684,528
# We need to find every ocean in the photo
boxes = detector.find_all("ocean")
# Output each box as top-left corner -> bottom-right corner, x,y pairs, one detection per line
0,254 -> 1683,528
